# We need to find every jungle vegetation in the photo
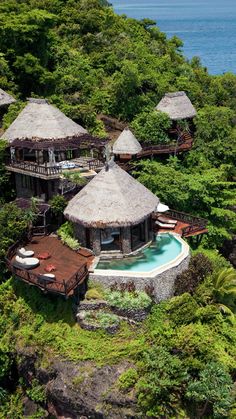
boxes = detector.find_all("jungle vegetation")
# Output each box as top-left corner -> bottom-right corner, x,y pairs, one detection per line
0,0 -> 236,417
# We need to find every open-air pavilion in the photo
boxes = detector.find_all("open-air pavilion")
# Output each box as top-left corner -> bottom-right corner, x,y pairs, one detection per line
1,98 -> 107,200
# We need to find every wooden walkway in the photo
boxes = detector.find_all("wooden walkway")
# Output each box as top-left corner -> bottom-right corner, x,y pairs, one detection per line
137,138 -> 193,158
7,236 -> 94,297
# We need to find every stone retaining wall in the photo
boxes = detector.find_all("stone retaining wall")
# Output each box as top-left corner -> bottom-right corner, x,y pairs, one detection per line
89,254 -> 190,303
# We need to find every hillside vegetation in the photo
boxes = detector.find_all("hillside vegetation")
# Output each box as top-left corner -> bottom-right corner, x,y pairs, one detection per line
0,0 -> 236,417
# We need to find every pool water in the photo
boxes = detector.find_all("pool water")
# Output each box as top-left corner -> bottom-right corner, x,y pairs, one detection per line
96,234 -> 182,272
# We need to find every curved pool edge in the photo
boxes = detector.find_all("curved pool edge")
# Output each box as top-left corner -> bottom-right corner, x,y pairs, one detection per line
91,233 -> 189,279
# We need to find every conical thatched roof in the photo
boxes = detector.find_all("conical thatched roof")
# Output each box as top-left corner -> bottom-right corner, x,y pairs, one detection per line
113,128 -> 142,155
155,91 -> 196,120
64,160 -> 159,228
0,88 -> 16,107
1,98 -> 87,145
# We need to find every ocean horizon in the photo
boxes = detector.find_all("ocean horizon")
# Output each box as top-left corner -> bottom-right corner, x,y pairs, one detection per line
111,0 -> 236,75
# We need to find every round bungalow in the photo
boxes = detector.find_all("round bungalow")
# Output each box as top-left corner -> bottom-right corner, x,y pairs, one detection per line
156,91 -> 196,121
0,88 -> 16,120
64,160 -> 159,256
113,128 -> 142,161
1,98 -> 107,200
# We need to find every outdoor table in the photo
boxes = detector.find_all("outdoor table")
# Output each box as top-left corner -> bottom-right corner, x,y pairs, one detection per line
38,251 -> 51,260
44,264 -> 56,273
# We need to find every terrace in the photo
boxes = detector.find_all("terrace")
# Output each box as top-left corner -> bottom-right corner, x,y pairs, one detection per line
5,157 -> 104,180
153,209 -> 208,238
6,236 -> 94,297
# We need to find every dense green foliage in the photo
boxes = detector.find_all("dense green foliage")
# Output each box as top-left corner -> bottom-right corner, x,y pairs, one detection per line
174,253 -> 213,296
135,161 -> 236,248
0,0 -> 236,416
106,290 -> 152,310
1,252 -> 236,417
131,110 -> 171,143
57,221 -> 80,250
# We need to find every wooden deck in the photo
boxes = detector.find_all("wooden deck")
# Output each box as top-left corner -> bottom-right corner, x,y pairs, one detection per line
6,157 -> 103,180
153,210 -> 208,238
6,236 -> 94,297
155,218 -> 208,237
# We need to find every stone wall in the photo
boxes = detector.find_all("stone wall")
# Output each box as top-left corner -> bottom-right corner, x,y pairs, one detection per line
73,223 -> 86,247
91,228 -> 101,255
89,254 -> 190,303
121,226 -> 131,254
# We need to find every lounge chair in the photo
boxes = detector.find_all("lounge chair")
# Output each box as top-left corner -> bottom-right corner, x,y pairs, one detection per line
14,255 -> 40,270
157,216 -> 178,225
38,273 -> 56,284
17,247 -> 34,258
155,221 -> 175,229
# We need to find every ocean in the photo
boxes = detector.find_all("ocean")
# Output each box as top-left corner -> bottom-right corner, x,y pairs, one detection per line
111,0 -> 236,75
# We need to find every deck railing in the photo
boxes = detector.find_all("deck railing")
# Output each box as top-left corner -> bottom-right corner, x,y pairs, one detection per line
7,160 -> 62,176
88,158 -> 104,170
166,209 -> 208,237
6,242 -> 88,296
7,159 -> 103,176
153,208 -> 208,237
136,131 -> 193,158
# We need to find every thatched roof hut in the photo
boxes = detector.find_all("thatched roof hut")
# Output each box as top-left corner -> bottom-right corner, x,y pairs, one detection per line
64,160 -> 159,228
0,88 -> 16,107
113,128 -> 142,155
155,91 -> 196,120
0,98 -> 103,149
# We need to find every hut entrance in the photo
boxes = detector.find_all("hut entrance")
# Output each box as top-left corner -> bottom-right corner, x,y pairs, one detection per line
101,228 -> 121,252
131,221 -> 146,251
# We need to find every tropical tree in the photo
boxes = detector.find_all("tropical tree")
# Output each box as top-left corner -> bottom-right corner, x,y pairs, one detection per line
131,110 -> 171,144
212,267 -> 236,312
186,361 -> 234,418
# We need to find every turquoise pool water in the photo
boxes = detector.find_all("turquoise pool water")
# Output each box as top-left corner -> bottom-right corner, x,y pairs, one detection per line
96,234 -> 182,272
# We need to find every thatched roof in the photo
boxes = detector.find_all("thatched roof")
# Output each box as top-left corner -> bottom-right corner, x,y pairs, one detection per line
113,128 -> 142,155
155,91 -> 197,120
64,160 -> 159,228
0,98 -> 88,145
0,88 -> 16,107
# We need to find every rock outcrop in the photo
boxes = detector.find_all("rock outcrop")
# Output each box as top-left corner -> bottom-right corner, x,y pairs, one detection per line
17,348 -> 143,419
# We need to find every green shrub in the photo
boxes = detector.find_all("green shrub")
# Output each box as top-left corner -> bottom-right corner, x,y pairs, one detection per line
106,291 -> 152,310
58,222 -> 80,250
137,346 -> 189,418
49,195 -> 67,217
194,305 -> 223,324
174,253 -> 213,296
84,311 -> 119,328
166,293 -> 200,326
118,368 -> 138,391
186,361 -> 234,418
59,231 -> 80,250
85,288 -> 104,300
26,379 -> 46,403
58,221 -> 74,237
192,248 -> 232,271
131,110 -> 171,144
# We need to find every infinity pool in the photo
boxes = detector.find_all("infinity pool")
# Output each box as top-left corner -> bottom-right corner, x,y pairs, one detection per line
96,234 -> 182,273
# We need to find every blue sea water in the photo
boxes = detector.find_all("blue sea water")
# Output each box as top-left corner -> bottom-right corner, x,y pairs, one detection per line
111,0 -> 236,74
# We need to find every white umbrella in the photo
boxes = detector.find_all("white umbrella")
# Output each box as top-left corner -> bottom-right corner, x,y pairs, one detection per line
156,202 -> 169,213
